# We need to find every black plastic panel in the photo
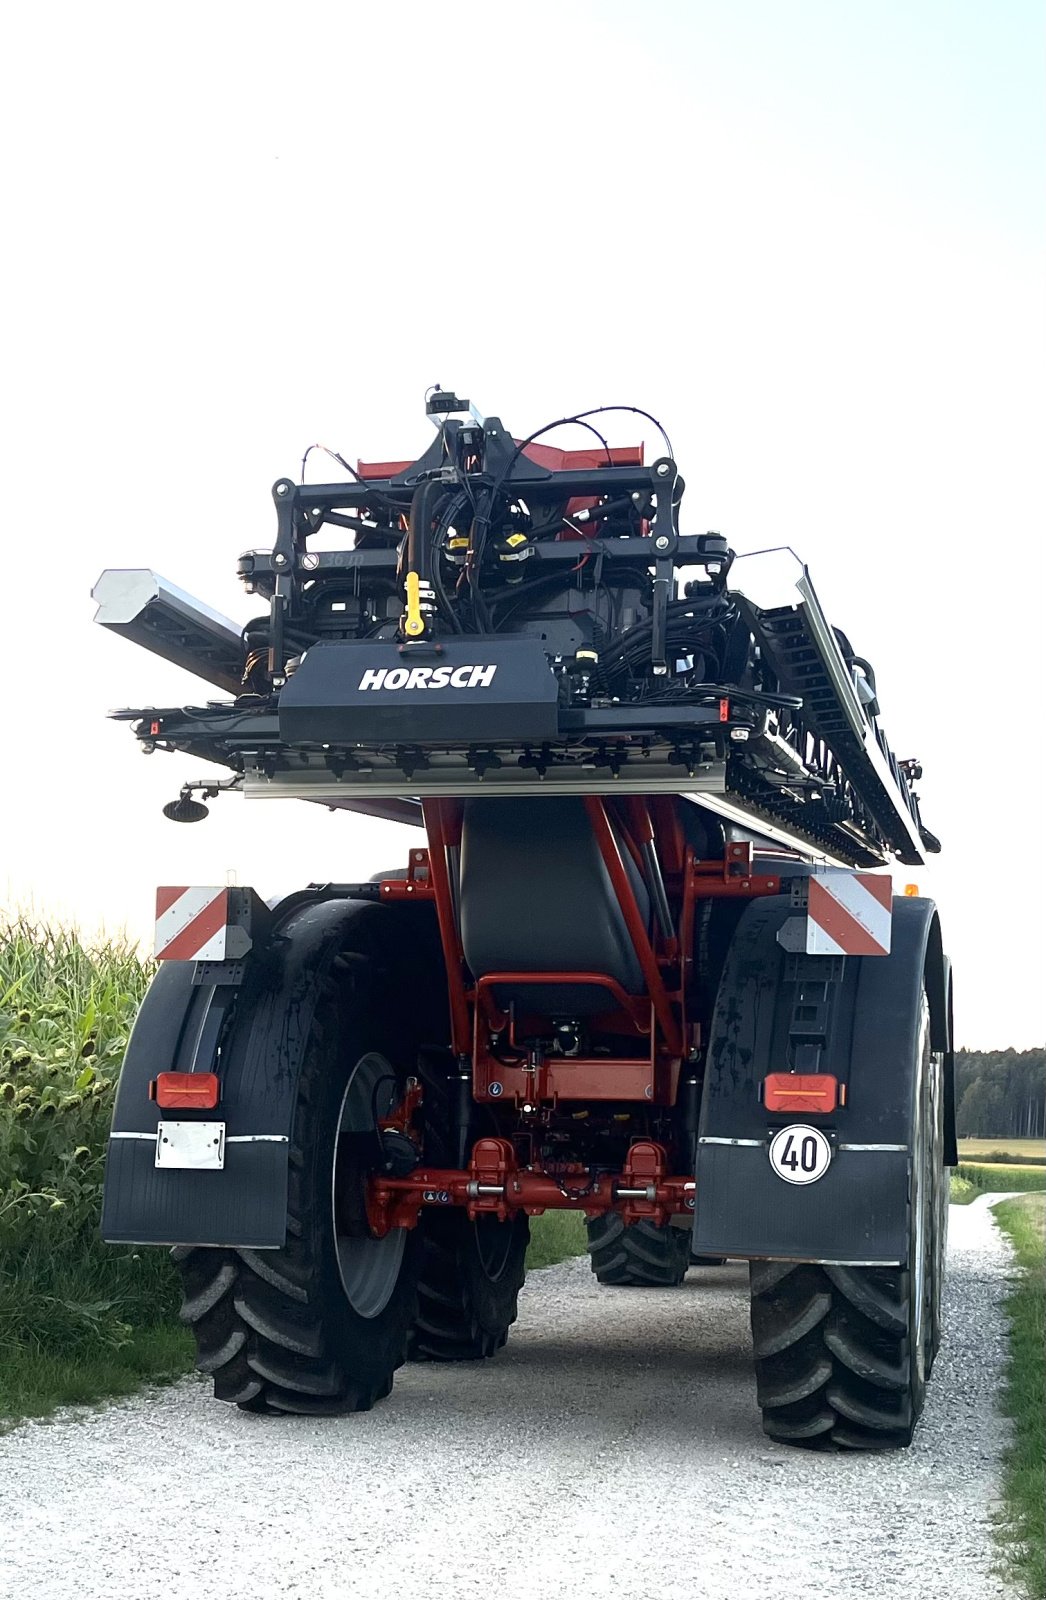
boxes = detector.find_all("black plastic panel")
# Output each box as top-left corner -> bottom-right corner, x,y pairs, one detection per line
278,637 -> 559,744
459,796 -> 650,998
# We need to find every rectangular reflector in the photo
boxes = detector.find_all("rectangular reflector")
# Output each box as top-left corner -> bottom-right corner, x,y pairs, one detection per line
155,887 -> 231,962
764,1073 -> 838,1114
152,1072 -> 220,1110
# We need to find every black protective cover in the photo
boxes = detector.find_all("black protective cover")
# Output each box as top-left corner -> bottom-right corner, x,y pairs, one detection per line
101,898 -> 395,1248
691,894 -> 951,1265
458,797 -> 651,1006
278,636 -> 560,744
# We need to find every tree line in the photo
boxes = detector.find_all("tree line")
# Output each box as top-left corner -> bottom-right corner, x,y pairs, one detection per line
955,1049 -> 1045,1140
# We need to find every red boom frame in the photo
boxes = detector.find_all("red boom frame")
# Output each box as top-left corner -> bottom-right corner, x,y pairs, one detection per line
367,799 -> 783,1234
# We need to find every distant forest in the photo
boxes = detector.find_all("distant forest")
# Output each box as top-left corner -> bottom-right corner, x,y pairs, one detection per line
955,1049 -> 1045,1139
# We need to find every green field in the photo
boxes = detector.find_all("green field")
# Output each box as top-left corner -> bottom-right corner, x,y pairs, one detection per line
993,1196 -> 1045,1600
959,1139 -> 1046,1166
956,1164 -> 1046,1198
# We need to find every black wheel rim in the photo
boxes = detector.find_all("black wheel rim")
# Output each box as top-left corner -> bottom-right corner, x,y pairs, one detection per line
331,1052 -> 407,1319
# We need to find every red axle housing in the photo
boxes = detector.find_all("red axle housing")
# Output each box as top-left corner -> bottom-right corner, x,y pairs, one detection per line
367,1137 -> 695,1236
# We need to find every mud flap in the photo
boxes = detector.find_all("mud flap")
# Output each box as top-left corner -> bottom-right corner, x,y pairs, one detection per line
691,894 -> 946,1265
101,898 -> 394,1248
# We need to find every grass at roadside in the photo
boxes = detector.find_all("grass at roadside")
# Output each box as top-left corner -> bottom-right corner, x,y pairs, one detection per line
992,1195 -> 1045,1600
0,1220 -> 188,1428
0,1324 -> 192,1433
525,1210 -> 587,1269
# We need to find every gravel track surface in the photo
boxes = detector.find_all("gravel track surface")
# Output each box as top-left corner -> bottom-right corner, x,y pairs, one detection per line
0,1197 -> 1018,1600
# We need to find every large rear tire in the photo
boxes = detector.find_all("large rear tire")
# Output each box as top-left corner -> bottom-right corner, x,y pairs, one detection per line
176,949 -> 420,1414
586,1215 -> 691,1286
409,1210 -> 529,1360
749,992 -> 942,1449
407,1062 -> 529,1360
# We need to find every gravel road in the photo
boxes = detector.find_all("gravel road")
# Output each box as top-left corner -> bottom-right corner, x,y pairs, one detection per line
0,1197 -> 1019,1600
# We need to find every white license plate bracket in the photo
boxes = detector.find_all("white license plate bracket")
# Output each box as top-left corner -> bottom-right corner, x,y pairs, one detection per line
155,1120 -> 226,1171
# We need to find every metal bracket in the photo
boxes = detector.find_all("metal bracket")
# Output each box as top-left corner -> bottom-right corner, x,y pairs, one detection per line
782,953 -> 846,1077
191,959 -> 248,987
155,1120 -> 226,1170
268,478 -> 299,682
648,457 -> 679,674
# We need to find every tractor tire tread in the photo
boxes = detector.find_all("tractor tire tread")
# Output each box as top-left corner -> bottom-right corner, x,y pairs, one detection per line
174,942 -> 418,1416
407,1213 -> 527,1362
586,1217 -> 691,1287
751,1261 -> 920,1450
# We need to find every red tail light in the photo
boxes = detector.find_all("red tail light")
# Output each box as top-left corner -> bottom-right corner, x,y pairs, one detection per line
763,1073 -> 839,1114
150,1072 -> 220,1110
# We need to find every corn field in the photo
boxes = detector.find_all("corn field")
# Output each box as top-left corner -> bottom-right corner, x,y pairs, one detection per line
0,920 -> 180,1357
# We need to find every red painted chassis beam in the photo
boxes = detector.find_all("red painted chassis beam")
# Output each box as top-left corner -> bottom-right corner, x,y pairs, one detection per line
583,796 -> 684,1057
368,1138 -> 695,1233
369,1168 -> 695,1231
420,799 -> 471,1056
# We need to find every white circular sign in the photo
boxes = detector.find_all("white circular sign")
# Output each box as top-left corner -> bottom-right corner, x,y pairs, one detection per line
768,1124 -> 833,1185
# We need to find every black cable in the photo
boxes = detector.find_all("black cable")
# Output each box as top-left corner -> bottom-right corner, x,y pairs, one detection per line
368,1072 -> 400,1163
465,486 -> 496,632
491,406 -> 675,513
489,568 -> 588,612
470,414 -> 624,627
571,405 -> 675,461
431,491 -> 469,633
471,404 -> 677,639
299,443 -> 400,523
599,599 -> 736,665
300,442 -> 367,487
486,414 -> 616,516
407,478 -> 446,586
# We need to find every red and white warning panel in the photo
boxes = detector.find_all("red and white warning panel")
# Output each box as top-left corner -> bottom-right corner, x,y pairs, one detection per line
807,872 -> 892,956
154,887 -> 232,962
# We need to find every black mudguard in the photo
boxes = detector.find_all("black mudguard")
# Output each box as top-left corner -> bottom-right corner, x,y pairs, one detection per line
102,897 -> 436,1249
691,893 -> 953,1265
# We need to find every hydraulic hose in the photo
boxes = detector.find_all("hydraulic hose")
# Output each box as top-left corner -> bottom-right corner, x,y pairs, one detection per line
407,479 -> 446,586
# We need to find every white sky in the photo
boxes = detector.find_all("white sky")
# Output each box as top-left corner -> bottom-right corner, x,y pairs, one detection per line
2,1 -> 1043,1047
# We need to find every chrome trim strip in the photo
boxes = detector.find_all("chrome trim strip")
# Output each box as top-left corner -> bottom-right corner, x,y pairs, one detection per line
698,1136 -> 908,1153
838,1142 -> 908,1152
698,1136 -> 764,1148
109,1131 -> 288,1144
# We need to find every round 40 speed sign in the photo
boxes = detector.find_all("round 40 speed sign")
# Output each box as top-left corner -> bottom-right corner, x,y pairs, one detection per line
768,1124 -> 833,1185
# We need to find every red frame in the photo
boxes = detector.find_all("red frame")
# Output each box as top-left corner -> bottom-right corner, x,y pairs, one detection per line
367,1137 -> 696,1236
364,798 -> 787,1228
414,796 -> 782,1111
